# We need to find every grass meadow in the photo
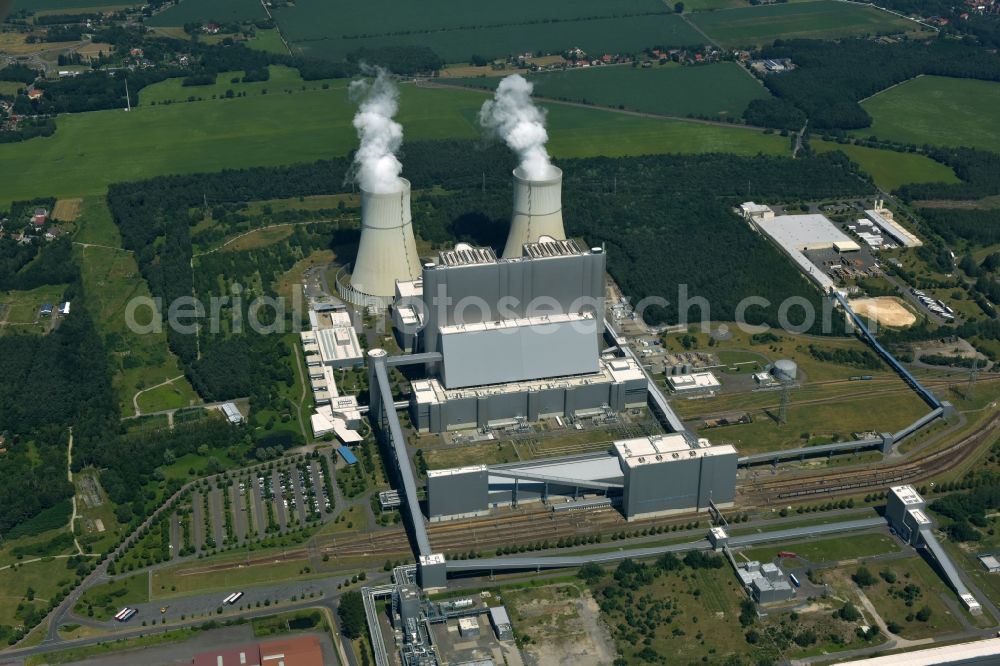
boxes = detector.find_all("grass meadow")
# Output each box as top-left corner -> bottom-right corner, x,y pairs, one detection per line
451,62 -> 771,119
854,75 -> 1000,154
812,140 -> 959,191
690,0 -> 916,47
0,80 -> 788,207
12,0 -> 135,10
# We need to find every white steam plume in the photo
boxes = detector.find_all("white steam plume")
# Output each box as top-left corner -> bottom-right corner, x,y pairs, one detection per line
478,74 -> 554,180
348,67 -> 404,193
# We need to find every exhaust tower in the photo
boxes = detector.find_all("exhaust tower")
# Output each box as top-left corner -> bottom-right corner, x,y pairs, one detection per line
502,165 -> 566,258
348,178 -> 421,301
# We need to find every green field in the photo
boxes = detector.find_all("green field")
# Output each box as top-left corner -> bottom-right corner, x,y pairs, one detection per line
135,379 -> 202,414
285,14 -> 704,63
690,0 -> 916,47
12,0 -> 137,10
145,0 -> 267,26
0,283 -> 67,333
0,81 -> 25,96
682,0 -> 748,11
854,75 -> 1000,154
451,62 -> 771,119
73,573 -> 149,621
741,533 -> 898,565
272,0 -> 701,61
0,81 -> 788,207
813,140 -> 960,191
247,28 -> 288,56
139,65 -> 342,105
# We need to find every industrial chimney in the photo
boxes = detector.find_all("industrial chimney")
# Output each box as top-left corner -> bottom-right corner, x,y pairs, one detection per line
349,178 -> 421,300
502,165 -> 566,258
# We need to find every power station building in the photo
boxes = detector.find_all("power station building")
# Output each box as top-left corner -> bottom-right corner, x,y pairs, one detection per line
425,433 -> 737,521
395,237 -> 634,434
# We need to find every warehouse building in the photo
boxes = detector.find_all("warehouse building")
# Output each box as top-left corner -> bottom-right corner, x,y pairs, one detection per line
425,433 -> 737,521
746,208 -> 859,292
865,201 -> 922,248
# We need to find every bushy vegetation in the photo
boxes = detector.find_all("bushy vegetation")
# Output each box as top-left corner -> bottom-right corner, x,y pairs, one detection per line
807,344 -> 884,370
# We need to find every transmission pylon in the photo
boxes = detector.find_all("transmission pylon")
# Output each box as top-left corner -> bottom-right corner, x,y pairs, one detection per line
778,382 -> 790,425
968,357 -> 979,400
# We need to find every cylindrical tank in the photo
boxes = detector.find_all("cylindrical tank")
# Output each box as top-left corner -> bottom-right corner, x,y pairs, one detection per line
773,359 -> 798,382
350,178 -> 421,298
502,165 -> 566,258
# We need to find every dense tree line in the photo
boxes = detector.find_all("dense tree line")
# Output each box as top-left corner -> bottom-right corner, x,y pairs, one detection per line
919,209 -> 1000,247
0,64 -> 40,84
94,418 -> 247,518
0,306 -> 119,534
742,97 -> 806,131
758,37 -> 1000,129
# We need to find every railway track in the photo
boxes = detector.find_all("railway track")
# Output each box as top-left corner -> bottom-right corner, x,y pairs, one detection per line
742,411 -> 1000,504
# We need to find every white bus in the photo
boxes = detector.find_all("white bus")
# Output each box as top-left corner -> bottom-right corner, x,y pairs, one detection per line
114,607 -> 137,622
789,573 -> 801,588
223,591 -> 244,605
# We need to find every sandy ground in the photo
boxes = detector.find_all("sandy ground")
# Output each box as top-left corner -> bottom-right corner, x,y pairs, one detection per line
850,296 -> 916,327
513,585 -> 617,666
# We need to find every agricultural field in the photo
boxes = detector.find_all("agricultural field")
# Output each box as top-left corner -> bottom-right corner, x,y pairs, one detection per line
283,14 -> 704,63
0,81 -> 788,207
451,62 -> 771,119
271,0 -> 701,61
145,0 -> 267,26
11,0 -> 136,10
853,75 -> 1000,154
813,140 -> 960,191
689,0 -> 916,48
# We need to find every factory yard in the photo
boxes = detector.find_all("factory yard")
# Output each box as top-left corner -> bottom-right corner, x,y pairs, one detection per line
847,297 -> 917,328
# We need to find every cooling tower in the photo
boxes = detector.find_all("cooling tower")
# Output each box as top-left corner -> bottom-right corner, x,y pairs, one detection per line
350,178 -> 421,299
502,166 -> 566,259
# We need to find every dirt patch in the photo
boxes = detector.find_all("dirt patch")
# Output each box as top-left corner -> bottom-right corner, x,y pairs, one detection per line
849,296 -> 916,327
53,198 -> 83,222
509,584 -> 616,666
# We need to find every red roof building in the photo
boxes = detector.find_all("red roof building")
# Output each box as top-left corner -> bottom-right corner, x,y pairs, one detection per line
192,644 -> 261,666
259,635 -> 324,666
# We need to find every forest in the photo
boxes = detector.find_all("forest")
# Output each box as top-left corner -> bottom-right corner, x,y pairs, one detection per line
896,148 -> 1000,201
757,37 -> 1000,130
0,305 -> 118,535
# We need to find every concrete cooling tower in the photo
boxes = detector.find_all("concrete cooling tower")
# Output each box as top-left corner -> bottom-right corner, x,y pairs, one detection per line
349,178 -> 421,302
502,166 -> 566,259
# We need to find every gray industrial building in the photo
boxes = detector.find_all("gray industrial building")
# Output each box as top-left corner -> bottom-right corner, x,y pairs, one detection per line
425,433 -> 737,521
414,239 -> 606,359
394,238 -> 631,434
738,561 -> 796,604
617,435 -> 737,520
885,485 -> 983,615
409,355 -> 647,433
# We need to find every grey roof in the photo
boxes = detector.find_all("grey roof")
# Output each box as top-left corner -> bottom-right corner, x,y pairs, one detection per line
489,606 -> 511,626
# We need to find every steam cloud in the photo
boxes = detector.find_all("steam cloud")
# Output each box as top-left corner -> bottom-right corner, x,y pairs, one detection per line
349,67 -> 404,193
479,74 -> 554,180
